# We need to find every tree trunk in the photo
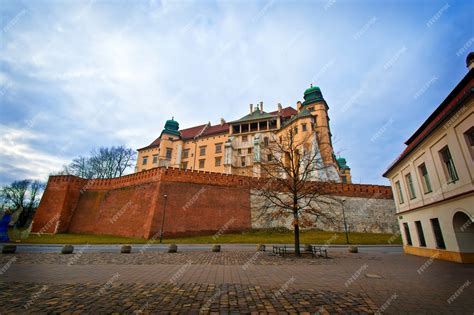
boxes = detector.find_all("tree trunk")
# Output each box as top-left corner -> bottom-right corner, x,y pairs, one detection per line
293,210 -> 300,256
294,223 -> 300,256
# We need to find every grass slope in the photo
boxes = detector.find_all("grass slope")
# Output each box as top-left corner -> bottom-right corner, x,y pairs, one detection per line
10,229 -> 401,245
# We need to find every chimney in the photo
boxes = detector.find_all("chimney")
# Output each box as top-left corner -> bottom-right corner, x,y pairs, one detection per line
220,118 -> 226,126
250,103 -> 253,114
297,101 -> 302,112
277,103 -> 282,113
467,52 -> 474,70
260,101 -> 264,113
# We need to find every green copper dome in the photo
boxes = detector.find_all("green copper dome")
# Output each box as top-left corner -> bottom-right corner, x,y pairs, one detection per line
162,117 -> 180,136
303,84 -> 324,105
337,157 -> 350,170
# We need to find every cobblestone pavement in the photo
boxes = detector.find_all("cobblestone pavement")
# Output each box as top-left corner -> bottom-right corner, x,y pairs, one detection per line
0,250 -> 473,314
0,250 -> 373,265
0,282 -> 376,314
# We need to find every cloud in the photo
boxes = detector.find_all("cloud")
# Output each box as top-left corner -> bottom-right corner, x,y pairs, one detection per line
0,0 -> 472,186
0,125 -> 69,184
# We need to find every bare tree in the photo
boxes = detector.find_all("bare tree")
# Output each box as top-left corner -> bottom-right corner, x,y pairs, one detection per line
0,180 -> 45,227
1,180 -> 30,210
252,128 -> 340,256
69,156 -> 94,178
61,145 -> 135,179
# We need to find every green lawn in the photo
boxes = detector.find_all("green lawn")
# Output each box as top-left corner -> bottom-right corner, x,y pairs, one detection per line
10,229 -> 402,245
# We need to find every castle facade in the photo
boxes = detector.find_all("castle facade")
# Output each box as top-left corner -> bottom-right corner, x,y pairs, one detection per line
136,86 -> 351,183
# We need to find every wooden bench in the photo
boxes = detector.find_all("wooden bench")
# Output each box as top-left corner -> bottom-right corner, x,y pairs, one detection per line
311,245 -> 328,259
272,245 -> 328,258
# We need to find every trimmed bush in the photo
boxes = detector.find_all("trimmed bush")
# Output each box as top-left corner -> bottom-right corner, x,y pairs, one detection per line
2,245 -> 16,254
61,245 -> 74,254
303,244 -> 312,252
168,244 -> 178,253
120,245 -> 132,253
257,244 -> 266,252
212,245 -> 221,252
348,246 -> 358,253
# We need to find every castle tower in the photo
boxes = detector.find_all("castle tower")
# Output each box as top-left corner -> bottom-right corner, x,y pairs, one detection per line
301,85 -> 335,167
158,118 -> 181,167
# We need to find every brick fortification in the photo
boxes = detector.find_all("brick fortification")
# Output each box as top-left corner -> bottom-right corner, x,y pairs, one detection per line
31,167 -> 395,239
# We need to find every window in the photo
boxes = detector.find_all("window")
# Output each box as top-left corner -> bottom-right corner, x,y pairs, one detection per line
403,223 -> 412,246
166,148 -> 172,160
395,180 -> 404,204
241,157 -> 246,167
199,146 -> 206,156
264,137 -> 269,146
215,157 -> 221,167
238,148 -> 242,155
307,107 -> 314,112
215,143 -> 222,154
142,156 -> 148,165
242,135 -> 248,142
248,148 -> 252,154
342,176 -> 347,183
302,124 -> 307,132
267,154 -> 272,162
418,163 -> 432,194
464,127 -> 474,160
199,159 -> 205,169
439,146 -> 459,183
232,125 -> 240,134
430,218 -> 446,249
181,161 -> 188,169
294,126 -> 298,134
183,149 -> 189,159
415,220 -> 426,247
405,173 -> 416,200
152,155 -> 158,164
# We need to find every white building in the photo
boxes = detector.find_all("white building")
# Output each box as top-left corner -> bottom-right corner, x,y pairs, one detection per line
383,53 -> 474,263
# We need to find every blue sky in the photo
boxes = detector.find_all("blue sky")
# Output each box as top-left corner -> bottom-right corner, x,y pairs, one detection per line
0,0 -> 473,186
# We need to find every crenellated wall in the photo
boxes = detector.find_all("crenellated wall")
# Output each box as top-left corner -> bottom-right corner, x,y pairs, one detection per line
32,167 -> 396,239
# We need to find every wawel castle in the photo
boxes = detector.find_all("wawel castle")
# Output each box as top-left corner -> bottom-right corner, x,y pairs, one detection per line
135,86 -> 352,183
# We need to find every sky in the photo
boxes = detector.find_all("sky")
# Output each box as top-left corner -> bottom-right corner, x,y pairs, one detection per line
0,0 -> 473,186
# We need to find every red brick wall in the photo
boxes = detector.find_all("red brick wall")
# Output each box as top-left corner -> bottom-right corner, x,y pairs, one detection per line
31,167 -> 392,239
31,176 -> 87,234
147,181 -> 251,238
67,182 -> 161,239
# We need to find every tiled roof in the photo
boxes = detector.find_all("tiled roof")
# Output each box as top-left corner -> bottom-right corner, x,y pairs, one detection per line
138,106 -> 298,151
180,124 -> 208,140
202,123 -> 229,137
137,138 -> 160,151
282,108 -> 312,127
383,69 -> 473,177
269,106 -> 297,118
230,110 -> 276,123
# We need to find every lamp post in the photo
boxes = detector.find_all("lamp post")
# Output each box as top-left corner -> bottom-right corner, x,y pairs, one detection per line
341,198 -> 350,244
159,194 -> 168,243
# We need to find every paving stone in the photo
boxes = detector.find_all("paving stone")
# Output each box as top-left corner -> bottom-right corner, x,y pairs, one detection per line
0,250 -> 473,313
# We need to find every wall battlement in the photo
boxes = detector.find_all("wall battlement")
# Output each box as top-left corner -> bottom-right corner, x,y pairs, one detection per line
32,167 -> 394,239
51,166 -> 393,198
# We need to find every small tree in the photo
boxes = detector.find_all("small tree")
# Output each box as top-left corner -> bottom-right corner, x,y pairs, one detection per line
0,180 -> 45,227
252,127 -> 340,256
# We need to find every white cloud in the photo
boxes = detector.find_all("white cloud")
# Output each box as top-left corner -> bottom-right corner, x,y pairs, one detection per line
0,0 -> 471,185
0,126 -> 69,182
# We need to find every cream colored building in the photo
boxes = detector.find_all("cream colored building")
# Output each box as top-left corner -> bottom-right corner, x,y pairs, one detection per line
383,53 -> 474,263
136,86 -> 351,182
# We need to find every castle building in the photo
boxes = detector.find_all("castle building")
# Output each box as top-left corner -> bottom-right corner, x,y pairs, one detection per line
383,53 -> 474,263
136,86 -> 351,183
